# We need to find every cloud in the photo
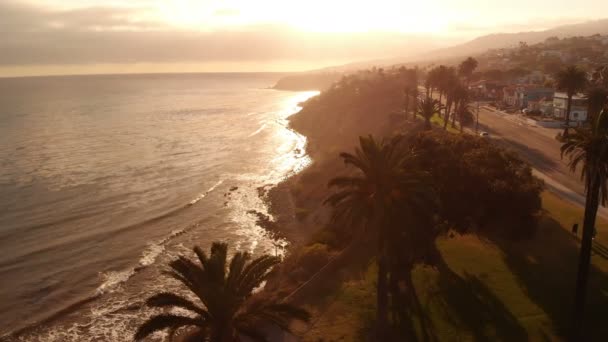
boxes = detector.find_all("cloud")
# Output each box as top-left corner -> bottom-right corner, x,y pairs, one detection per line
0,1 -> 160,33
0,1 -> 449,68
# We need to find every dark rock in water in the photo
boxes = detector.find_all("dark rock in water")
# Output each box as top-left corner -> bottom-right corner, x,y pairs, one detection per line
229,186 -> 239,191
247,210 -> 285,240
256,184 -> 273,198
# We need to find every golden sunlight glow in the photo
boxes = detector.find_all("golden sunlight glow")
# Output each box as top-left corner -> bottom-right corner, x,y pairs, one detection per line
155,0 -> 453,33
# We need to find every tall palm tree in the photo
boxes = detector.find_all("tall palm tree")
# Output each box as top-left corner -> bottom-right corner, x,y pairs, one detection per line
404,86 -> 419,120
400,67 -> 419,120
586,86 -> 608,123
458,57 -> 479,85
425,67 -> 441,99
325,135 -> 433,338
561,109 -> 608,341
452,85 -> 473,132
556,66 -> 588,136
418,98 -> 443,130
441,72 -> 459,130
591,66 -> 608,89
435,65 -> 450,105
134,242 -> 310,341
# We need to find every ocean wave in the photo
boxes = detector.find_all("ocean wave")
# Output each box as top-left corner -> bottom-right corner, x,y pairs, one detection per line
188,179 -> 224,205
96,228 -> 186,295
248,123 -> 267,137
1,227 -> 189,340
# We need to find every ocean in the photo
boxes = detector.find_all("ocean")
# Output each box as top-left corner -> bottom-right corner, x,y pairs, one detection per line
0,73 -> 318,341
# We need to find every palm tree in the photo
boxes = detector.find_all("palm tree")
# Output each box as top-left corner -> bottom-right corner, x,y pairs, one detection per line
441,72 -> 459,130
134,242 -> 310,341
452,85 -> 473,132
418,98 -> 443,130
425,67 -> 441,99
556,66 -> 588,136
325,135 -> 433,338
561,109 -> 608,341
591,66 -> 608,89
586,86 -> 608,123
458,57 -> 479,85
404,86 -> 419,120
435,65 -> 450,104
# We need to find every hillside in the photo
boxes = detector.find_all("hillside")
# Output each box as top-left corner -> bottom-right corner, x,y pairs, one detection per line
413,19 -> 608,62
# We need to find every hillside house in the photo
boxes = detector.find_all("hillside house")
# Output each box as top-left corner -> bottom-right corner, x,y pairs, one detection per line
470,80 -> 505,100
503,86 -> 518,107
516,86 -> 554,108
553,92 -> 588,122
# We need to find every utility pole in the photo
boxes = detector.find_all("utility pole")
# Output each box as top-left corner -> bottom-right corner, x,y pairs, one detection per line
475,101 -> 480,133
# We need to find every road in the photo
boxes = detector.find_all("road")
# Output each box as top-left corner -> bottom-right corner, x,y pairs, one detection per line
474,107 -> 608,219
476,107 -> 583,194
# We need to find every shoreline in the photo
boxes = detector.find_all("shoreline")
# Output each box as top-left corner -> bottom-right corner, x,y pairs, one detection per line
1,88 -> 318,342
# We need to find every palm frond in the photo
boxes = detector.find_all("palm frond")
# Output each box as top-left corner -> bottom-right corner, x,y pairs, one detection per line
145,292 -> 208,318
561,109 -> 608,203
134,314 -> 204,341
236,255 -> 280,297
205,242 -> 228,283
327,176 -> 367,189
233,324 -> 270,342
226,251 -> 251,291
236,302 -> 310,335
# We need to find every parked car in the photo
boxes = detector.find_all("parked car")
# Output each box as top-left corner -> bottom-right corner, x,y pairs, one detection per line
479,132 -> 490,137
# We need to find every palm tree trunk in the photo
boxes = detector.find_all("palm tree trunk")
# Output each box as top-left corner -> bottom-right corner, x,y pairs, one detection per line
460,117 -> 464,133
213,324 -> 234,342
377,249 -> 389,338
404,92 -> 410,118
571,174 -> 600,341
452,101 -> 459,128
413,96 -> 418,120
443,99 -> 451,130
564,94 -> 573,137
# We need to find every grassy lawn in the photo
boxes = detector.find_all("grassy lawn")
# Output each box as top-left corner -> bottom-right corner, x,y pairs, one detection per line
296,191 -> 608,341
414,113 -> 461,134
430,114 -> 461,134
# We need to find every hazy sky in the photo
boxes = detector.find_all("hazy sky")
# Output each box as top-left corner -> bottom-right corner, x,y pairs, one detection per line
1,0 -> 608,77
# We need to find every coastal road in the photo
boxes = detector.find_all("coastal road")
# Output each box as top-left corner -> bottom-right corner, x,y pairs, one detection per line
475,107 -> 583,194
474,107 -> 608,219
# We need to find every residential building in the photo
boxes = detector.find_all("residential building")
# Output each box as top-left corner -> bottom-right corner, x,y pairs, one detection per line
469,80 -> 505,100
515,86 -> 554,108
538,98 -> 554,116
503,86 -> 517,106
553,92 -> 588,122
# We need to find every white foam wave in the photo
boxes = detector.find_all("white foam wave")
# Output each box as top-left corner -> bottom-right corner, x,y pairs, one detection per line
248,123 -> 267,137
189,179 -> 224,205
139,229 -> 185,267
96,269 -> 135,295
96,229 -> 186,295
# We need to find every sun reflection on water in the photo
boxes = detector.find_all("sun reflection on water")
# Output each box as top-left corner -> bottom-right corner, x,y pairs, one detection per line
228,90 -> 319,257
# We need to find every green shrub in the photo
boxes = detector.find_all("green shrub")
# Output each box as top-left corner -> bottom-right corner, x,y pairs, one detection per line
296,243 -> 332,276
407,131 -> 544,239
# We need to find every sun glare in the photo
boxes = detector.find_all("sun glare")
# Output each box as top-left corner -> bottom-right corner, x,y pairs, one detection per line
155,0 -> 449,34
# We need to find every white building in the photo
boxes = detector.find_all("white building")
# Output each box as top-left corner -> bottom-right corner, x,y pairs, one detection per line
553,92 -> 588,123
